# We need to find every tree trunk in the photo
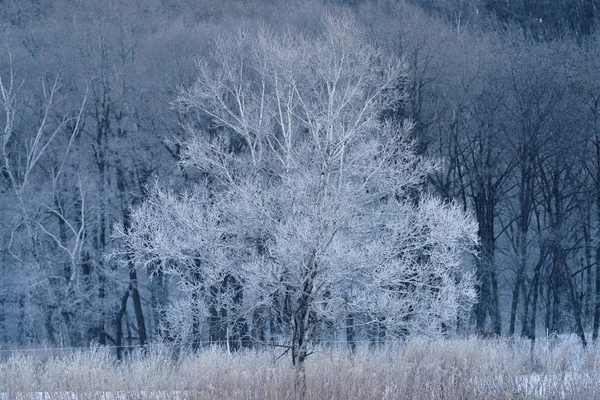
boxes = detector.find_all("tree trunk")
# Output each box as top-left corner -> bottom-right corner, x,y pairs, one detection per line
116,290 -> 129,360
520,280 -> 532,338
474,192 -> 499,334
0,297 -> 6,345
509,270 -> 523,336
96,283 -> 106,345
583,222 -> 593,322
294,361 -> 307,400
491,269 -> 501,335
594,240 -> 600,341
522,249 -> 546,341
530,271 -> 540,342
594,136 -> 600,341
129,269 -> 147,346
288,291 -> 309,400
474,259 -> 490,330
510,170 -> 533,336
150,269 -> 168,341
550,258 -> 562,335
563,253 -> 587,348
288,252 -> 316,400
45,310 -> 57,346
346,312 -> 356,352
17,295 -> 25,345
208,284 -> 227,347
545,277 -> 553,334
291,308 -> 309,400
118,163 -> 147,347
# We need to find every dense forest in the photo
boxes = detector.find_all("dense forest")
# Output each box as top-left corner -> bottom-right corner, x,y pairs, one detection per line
1,0 -> 600,356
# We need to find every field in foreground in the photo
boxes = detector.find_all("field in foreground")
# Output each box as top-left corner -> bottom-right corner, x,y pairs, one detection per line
1,337 -> 600,399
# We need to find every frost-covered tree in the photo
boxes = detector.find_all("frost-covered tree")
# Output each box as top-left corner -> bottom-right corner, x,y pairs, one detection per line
120,15 -> 478,399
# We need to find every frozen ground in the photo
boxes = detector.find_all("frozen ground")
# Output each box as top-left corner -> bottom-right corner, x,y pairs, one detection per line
0,374 -> 595,400
1,337 -> 598,399
0,392 -> 188,399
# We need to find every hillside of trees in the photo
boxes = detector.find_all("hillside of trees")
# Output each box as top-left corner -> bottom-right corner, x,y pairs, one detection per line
1,0 -> 600,355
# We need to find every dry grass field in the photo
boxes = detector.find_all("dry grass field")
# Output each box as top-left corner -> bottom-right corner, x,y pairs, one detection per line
1,336 -> 599,399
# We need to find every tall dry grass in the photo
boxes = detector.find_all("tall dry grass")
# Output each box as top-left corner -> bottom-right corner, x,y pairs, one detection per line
0,336 -> 599,399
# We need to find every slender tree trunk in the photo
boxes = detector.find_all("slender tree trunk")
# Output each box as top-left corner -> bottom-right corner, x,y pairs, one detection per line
594,240 -> 600,341
550,257 -> 562,335
118,163 -> 147,347
0,295 -> 5,345
510,234 -> 528,336
583,221 -> 593,321
193,286 -> 206,350
474,191 -> 499,334
530,270 -> 540,342
208,284 -> 227,347
150,269 -> 168,340
0,299 -> 6,345
97,272 -> 107,346
545,277 -> 553,335
17,295 -> 26,345
491,269 -> 501,335
523,249 -> 545,341
129,270 -> 147,346
520,280 -> 532,338
252,310 -> 265,347
563,253 -> 587,348
96,130 -> 107,346
594,136 -> 600,341
116,290 -> 129,360
509,272 -> 523,336
475,262 -> 489,330
510,162 -> 533,336
346,312 -> 356,352
45,310 -> 57,346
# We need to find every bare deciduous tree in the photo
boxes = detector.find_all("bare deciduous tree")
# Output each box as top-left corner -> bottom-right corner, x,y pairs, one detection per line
119,15 -> 478,399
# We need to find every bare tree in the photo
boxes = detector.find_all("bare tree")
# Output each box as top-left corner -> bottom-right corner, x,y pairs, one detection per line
119,16 -> 478,399
0,57 -> 87,345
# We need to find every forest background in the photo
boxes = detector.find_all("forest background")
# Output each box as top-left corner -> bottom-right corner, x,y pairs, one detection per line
1,0 -> 600,354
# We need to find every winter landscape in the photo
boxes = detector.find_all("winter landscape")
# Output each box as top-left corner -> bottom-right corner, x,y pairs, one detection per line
1,0 -> 600,398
